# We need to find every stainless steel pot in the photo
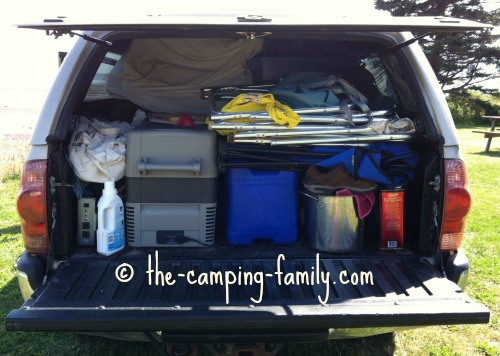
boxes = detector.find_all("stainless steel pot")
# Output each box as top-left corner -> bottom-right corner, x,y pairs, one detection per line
303,192 -> 360,253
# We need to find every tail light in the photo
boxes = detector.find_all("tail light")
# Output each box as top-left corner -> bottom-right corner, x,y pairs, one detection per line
440,159 -> 472,251
17,160 -> 48,255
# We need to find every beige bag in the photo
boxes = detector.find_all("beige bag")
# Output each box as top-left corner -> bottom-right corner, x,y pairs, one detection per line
107,38 -> 263,113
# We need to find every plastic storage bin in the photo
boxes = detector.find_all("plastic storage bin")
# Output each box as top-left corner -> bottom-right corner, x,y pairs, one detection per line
226,169 -> 298,245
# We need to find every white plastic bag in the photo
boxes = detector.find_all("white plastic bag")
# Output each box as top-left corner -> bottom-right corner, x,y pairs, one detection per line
68,116 -> 134,183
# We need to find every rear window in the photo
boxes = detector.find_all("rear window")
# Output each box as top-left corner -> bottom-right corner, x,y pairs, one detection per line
85,51 -> 120,101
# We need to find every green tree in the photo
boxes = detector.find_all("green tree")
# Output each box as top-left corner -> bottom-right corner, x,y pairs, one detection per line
375,0 -> 500,94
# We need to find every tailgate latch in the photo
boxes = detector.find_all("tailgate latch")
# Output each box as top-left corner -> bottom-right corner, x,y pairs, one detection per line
237,15 -> 272,23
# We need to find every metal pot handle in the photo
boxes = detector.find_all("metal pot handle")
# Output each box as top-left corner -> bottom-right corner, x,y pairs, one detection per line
298,191 -> 324,208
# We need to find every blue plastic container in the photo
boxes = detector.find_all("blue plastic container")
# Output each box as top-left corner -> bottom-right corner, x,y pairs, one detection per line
226,169 -> 298,245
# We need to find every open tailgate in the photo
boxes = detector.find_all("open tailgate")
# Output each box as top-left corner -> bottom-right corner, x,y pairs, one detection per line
6,254 -> 489,333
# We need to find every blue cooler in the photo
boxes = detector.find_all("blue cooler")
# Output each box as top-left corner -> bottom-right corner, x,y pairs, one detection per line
226,169 -> 298,245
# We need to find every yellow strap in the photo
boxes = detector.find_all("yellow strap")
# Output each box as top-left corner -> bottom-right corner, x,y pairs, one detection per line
266,100 -> 300,128
221,93 -> 300,128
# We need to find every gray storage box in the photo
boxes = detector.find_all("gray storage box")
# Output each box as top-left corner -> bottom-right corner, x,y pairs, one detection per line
125,129 -> 218,247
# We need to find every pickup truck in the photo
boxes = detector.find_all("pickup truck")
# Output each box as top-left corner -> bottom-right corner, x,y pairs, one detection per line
6,7 -> 490,355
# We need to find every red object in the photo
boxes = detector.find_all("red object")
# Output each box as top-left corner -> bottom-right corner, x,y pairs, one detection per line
440,159 -> 471,251
380,190 -> 404,249
336,189 -> 376,220
17,160 -> 49,255
176,114 -> 196,128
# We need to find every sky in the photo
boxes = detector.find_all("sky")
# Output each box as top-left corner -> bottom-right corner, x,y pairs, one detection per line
0,0 -> 498,134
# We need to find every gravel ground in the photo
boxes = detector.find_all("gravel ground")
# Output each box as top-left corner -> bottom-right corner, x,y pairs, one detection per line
0,108 -> 36,140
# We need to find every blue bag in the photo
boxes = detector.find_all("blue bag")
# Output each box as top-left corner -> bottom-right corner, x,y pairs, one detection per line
314,142 -> 419,188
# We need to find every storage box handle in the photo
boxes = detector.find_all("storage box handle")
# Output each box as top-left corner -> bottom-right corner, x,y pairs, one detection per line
138,158 -> 201,176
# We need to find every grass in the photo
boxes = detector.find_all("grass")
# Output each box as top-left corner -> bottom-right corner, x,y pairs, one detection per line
391,127 -> 500,356
0,128 -> 498,355
0,135 -> 30,182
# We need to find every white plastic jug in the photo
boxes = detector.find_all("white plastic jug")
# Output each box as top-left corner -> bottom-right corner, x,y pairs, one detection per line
97,181 -> 125,256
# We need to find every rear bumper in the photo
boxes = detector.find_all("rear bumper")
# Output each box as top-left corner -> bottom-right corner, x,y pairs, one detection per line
7,298 -> 489,332
7,253 -> 490,335
14,252 -> 44,301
